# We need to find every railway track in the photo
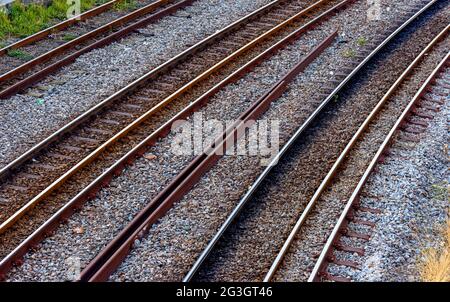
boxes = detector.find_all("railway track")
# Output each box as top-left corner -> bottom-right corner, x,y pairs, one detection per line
0,0 -> 354,280
178,0 -> 449,282
0,0 -> 195,98
267,25 -> 449,282
308,51 -> 449,283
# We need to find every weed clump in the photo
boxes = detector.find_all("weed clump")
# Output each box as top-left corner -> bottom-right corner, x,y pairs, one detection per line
0,0 -> 106,40
419,220 -> 450,282
113,0 -> 137,11
7,48 -> 33,60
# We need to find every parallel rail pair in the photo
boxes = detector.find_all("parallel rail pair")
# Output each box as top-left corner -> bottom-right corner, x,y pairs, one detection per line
0,0 -> 195,98
308,33 -> 449,282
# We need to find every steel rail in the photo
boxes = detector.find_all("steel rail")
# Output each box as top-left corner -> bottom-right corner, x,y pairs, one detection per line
0,0 -> 345,280
0,0 -> 186,98
79,31 -> 338,282
0,0 -> 282,182
308,49 -> 450,282
0,0 -> 119,56
182,0 -> 438,282
265,23 -> 449,282
0,0 -> 339,233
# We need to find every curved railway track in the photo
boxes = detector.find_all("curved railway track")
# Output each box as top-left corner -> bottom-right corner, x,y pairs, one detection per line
179,0 -> 448,282
266,25 -> 449,282
0,0 -> 195,98
0,0 -> 353,280
308,50 -> 449,283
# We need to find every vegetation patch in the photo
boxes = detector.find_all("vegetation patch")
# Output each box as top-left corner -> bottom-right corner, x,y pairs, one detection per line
113,0 -> 137,11
357,36 -> 368,46
419,220 -> 450,282
7,48 -> 33,60
0,0 -> 107,40
62,33 -> 78,41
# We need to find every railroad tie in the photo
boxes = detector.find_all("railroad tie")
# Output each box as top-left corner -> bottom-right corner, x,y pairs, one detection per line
330,258 -> 361,270
72,136 -> 101,145
410,107 -> 434,119
110,110 -> 135,118
31,163 -> 57,171
422,93 -> 442,104
418,102 -> 440,112
59,144 -> 83,152
21,173 -> 41,180
334,242 -> 365,256
340,228 -> 371,241
160,75 -> 183,82
356,206 -> 382,215
153,82 -> 174,90
351,218 -> 376,228
98,118 -> 121,126
398,132 -> 421,143
406,118 -> 428,128
321,272 -> 351,282
84,127 -> 114,135
5,184 -> 28,193
129,96 -> 158,104
402,126 -> 426,135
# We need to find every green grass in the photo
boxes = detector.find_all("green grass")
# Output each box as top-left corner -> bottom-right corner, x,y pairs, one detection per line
113,0 -> 137,11
342,49 -> 356,58
7,48 -> 33,60
62,33 -> 78,41
430,182 -> 448,200
0,0 -> 108,41
357,36 -> 368,46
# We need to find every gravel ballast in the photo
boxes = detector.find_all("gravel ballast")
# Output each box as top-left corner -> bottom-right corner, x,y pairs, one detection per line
191,1 -> 448,282
0,0 -> 321,233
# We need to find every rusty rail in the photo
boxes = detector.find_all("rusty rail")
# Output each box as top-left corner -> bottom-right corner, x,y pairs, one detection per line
0,0 -> 349,280
0,0 -> 191,98
308,46 -> 449,283
0,0 -> 119,56
79,31 -> 338,282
